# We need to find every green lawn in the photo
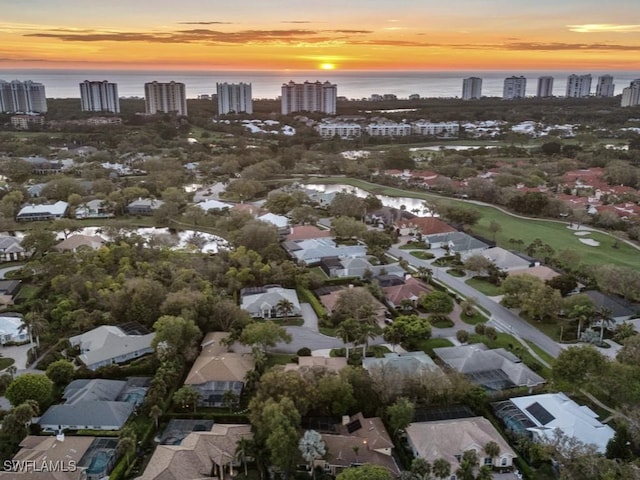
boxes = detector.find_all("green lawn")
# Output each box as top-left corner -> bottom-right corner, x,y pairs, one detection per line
319,327 -> 337,337
460,310 -> 488,325
410,251 -> 435,260
309,177 -> 640,269
416,337 -> 454,357
447,268 -> 466,277
400,242 -> 430,250
429,316 -> 455,328
265,353 -> 296,368
524,340 -> 556,367
0,357 -> 15,370
465,277 -> 503,296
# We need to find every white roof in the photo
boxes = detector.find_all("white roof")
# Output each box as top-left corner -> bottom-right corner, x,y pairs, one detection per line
0,315 -> 23,337
69,325 -> 154,368
196,199 -> 232,211
509,393 -> 615,453
17,200 -> 68,216
479,247 -> 531,271
258,212 -> 289,228
240,287 -> 301,315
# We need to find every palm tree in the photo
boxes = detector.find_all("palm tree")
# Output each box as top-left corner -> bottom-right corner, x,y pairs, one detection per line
460,297 -> 478,317
358,322 -> 380,358
596,307 -> 614,343
484,440 -> 500,465
149,404 -> 162,430
276,298 -> 295,317
570,303 -> 594,340
336,318 -> 361,360
20,311 -> 48,350
356,303 -> 379,325
117,428 -> 137,468
235,437 -> 252,477
432,458 -> 451,479
416,266 -> 433,282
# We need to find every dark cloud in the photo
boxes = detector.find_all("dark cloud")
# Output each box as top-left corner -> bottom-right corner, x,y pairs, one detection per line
177,21 -> 233,25
502,42 -> 640,51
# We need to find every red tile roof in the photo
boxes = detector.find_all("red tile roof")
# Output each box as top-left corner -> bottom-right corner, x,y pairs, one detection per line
396,216 -> 456,235
285,225 -> 332,241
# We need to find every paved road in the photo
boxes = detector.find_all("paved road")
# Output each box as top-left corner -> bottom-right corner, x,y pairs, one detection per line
275,326 -> 344,353
389,245 -> 564,358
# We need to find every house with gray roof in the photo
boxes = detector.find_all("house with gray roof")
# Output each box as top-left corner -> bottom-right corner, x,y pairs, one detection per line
283,238 -> 366,265
69,325 -> 155,371
363,352 -> 443,396
258,212 -> 289,229
38,379 -> 147,432
240,285 -> 302,318
329,256 -> 405,279
475,246 -> 532,271
0,236 -> 27,262
583,290 -> 640,324
423,231 -> 489,255
434,343 -> 545,391
16,201 -> 68,221
126,198 -> 164,216
195,199 -> 232,212
75,199 -> 114,219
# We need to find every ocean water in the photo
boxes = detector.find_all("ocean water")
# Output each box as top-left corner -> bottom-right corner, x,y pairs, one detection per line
0,69 -> 638,100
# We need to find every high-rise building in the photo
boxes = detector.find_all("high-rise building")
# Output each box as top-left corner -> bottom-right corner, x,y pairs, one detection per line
566,74 -> 592,98
595,75 -> 615,97
79,80 -> 120,113
503,76 -> 527,99
0,80 -> 47,113
621,79 -> 640,107
216,82 -> 252,115
281,81 -> 337,115
537,76 -> 554,97
462,77 -> 482,100
144,81 -> 187,116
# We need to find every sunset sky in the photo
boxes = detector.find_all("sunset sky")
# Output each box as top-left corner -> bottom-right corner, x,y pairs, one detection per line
1,0 -> 639,71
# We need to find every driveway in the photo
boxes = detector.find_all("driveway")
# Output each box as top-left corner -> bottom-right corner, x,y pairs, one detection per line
300,303 -> 319,331
1,342 -> 32,370
0,265 -> 22,279
276,326 -> 343,353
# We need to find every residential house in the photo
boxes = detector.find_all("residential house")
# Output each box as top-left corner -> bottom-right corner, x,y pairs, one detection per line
16,201 -> 68,221
316,413 -> 400,477
0,236 -> 27,262
69,325 -> 155,371
395,216 -> 456,237
0,435 -> 118,480
406,417 -> 517,475
493,392 -> 615,453
363,352 -> 444,396
285,225 -> 332,241
258,212 -> 289,229
583,290 -> 639,324
55,235 -> 106,253
383,277 -> 431,310
240,285 -> 302,318
283,238 -> 366,265
0,314 -> 26,345
38,378 -> 148,431
316,286 -> 387,320
477,247 -> 532,272
183,332 -> 255,407
195,199 -> 232,212
434,344 -> 545,391
320,256 -> 405,279
230,203 -> 265,217
423,231 -> 489,255
126,198 -> 164,216
508,265 -> 559,282
0,281 -> 22,306
74,199 -> 114,219
136,424 -> 253,480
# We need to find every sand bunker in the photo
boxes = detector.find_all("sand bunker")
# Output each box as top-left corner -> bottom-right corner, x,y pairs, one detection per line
579,238 -> 600,246
574,231 -> 591,236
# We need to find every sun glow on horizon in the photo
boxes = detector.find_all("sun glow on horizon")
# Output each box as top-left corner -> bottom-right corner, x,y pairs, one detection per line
320,63 -> 336,70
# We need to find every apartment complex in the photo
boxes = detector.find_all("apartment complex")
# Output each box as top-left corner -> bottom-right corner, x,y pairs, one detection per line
621,79 -> 640,107
0,80 -> 47,113
317,120 -> 459,139
566,74 -> 592,98
216,82 -> 253,115
281,80 -> 337,115
80,80 -> 120,113
536,76 -> 554,97
462,77 -> 483,100
144,81 -> 187,115
503,76 -> 527,99
595,75 -> 615,97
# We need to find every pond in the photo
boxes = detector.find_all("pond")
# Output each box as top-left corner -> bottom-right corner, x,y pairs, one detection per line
304,183 -> 434,215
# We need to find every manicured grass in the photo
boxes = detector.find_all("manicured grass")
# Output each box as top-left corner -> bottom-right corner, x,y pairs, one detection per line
0,357 -> 15,370
465,277 -> 503,296
309,177 -> 640,269
460,310 -> 488,325
265,353 -> 296,368
273,317 -> 304,326
410,251 -> 435,260
14,284 -> 40,302
524,340 -> 556,367
319,327 -> 337,337
447,268 -> 466,277
400,242 -> 430,250
416,337 -> 454,357
310,266 -> 328,278
429,316 -> 455,328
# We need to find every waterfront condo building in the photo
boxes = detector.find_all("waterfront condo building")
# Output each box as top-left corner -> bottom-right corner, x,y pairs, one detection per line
281,80 -> 337,115
537,76 -> 554,97
503,76 -> 527,99
144,81 -> 187,116
566,74 -> 592,98
216,82 -> 253,115
0,80 -> 47,114
621,80 -> 640,107
80,80 -> 120,113
595,75 -> 615,97
462,77 -> 482,100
